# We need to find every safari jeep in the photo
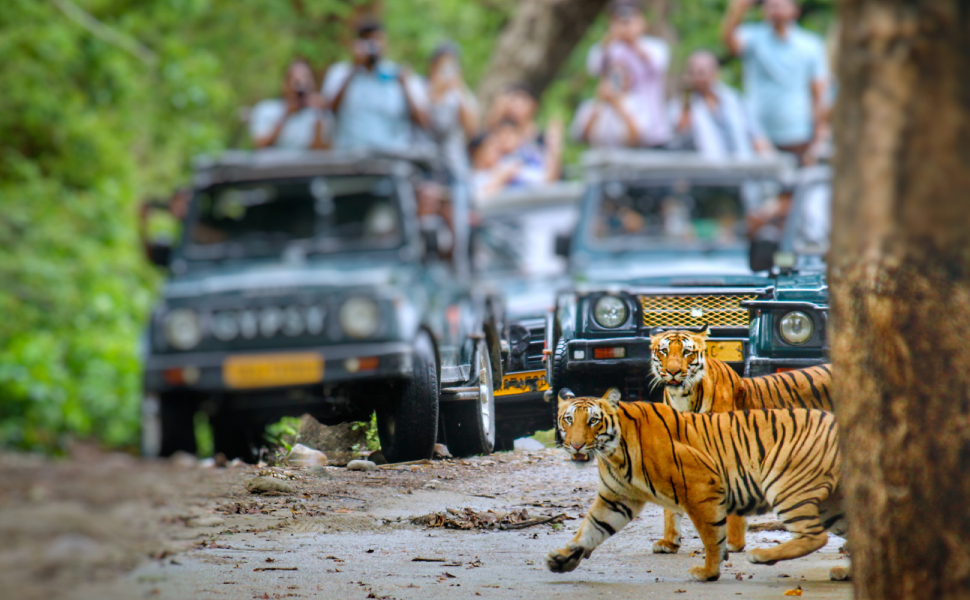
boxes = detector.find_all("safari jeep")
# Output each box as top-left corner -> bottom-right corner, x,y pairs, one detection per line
546,150 -> 793,403
744,165 -> 831,377
140,150 -> 506,463
473,183 -> 581,448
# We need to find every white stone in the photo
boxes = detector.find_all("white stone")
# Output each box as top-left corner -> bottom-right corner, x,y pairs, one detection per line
286,443 -> 328,467
513,437 -> 546,451
347,459 -> 377,472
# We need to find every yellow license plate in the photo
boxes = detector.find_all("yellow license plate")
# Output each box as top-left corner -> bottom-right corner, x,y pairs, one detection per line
708,341 -> 744,362
223,352 -> 324,389
497,370 -> 549,396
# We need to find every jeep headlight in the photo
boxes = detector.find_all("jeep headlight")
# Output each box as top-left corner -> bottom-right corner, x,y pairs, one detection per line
164,309 -> 203,350
779,311 -> 814,345
339,297 -> 379,339
593,295 -> 628,328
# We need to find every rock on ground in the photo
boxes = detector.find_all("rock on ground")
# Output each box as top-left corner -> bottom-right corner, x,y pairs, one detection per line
285,443 -> 328,467
346,460 -> 377,472
296,415 -> 368,465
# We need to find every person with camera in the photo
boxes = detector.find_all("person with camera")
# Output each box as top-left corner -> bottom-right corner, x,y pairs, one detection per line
250,58 -> 330,150
667,50 -> 772,158
570,59 -> 647,148
722,0 -> 828,164
322,17 -> 429,151
424,42 -> 478,180
585,0 -> 671,148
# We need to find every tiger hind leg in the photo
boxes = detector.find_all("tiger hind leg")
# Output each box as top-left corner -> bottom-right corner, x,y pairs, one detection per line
652,510 -> 682,554
726,515 -> 746,552
747,501 -> 828,566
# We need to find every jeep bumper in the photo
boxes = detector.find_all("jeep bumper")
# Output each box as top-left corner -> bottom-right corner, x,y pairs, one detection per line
143,341 -> 414,393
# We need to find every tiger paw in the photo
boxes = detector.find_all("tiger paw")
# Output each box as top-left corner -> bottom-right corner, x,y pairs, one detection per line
829,566 -> 851,581
727,541 -> 746,553
746,548 -> 778,566
652,539 -> 680,554
688,566 -> 721,582
546,544 -> 589,573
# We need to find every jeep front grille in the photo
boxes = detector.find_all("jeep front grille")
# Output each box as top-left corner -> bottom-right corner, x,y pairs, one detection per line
639,294 -> 756,328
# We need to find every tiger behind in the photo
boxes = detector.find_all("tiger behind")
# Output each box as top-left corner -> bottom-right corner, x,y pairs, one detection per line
546,388 -> 850,582
649,327 -> 834,554
650,327 -> 833,415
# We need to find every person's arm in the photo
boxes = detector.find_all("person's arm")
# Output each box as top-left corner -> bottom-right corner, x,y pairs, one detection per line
399,69 -> 430,129
329,67 -> 358,114
457,90 -> 479,139
251,102 -> 296,149
580,104 -> 603,143
543,119 -> 564,182
610,97 -> 642,147
722,0 -> 755,57
480,161 -> 523,198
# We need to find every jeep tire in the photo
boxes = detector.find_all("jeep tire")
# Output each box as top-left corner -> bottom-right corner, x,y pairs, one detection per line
212,409 -> 266,463
377,331 -> 439,463
158,392 -> 199,457
442,339 -> 496,457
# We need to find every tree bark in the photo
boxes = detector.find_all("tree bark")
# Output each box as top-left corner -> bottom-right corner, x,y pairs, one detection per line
830,2 -> 970,600
476,0 -> 611,110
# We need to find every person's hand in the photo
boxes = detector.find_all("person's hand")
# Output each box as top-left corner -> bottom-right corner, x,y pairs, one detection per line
752,137 -> 775,156
306,91 -> 328,111
545,118 -> 565,156
729,0 -> 757,11
596,80 -> 620,106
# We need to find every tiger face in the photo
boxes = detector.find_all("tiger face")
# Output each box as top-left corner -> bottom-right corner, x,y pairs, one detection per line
650,330 -> 707,389
557,388 -> 623,468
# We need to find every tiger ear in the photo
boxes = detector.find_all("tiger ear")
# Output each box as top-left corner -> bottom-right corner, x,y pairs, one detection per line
602,387 -> 622,406
698,323 -> 710,339
558,388 -> 576,408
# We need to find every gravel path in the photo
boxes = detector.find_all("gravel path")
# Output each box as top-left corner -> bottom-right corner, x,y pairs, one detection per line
0,448 -> 852,600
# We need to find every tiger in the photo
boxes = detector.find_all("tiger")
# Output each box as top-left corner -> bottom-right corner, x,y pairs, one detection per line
649,326 -> 834,555
546,388 -> 850,582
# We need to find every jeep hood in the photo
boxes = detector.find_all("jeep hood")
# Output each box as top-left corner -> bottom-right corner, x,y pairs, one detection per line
163,258 -> 418,301
573,253 -> 772,288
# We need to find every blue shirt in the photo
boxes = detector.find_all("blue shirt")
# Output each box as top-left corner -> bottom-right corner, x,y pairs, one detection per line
737,22 -> 828,146
322,61 -> 428,151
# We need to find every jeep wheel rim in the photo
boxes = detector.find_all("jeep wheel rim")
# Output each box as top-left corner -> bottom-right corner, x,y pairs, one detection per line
477,343 -> 494,444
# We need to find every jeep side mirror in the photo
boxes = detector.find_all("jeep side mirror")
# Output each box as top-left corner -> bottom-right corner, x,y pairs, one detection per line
421,227 -> 440,259
147,243 -> 172,268
749,239 -> 779,272
554,233 -> 572,258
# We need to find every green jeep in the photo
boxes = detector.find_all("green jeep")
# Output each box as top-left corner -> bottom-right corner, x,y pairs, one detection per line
744,165 -> 831,376
140,150 -> 506,462
546,150 -> 793,402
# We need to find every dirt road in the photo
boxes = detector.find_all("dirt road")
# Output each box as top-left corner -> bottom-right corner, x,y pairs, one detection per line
0,448 -> 851,600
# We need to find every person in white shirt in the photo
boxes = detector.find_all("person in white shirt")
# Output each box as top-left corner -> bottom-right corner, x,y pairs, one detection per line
586,0 -> 671,147
249,58 -> 330,150
668,50 -> 771,158
321,17 -> 429,151
571,59 -> 649,148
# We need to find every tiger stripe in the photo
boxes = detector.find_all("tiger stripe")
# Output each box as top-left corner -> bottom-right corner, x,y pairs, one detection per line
546,388 -> 849,582
648,327 -> 833,554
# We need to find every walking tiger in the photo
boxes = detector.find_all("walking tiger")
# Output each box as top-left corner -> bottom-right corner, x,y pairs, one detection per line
650,327 -> 833,554
546,388 -> 850,582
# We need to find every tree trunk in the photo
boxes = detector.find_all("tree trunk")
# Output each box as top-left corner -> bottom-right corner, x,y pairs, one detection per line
830,2 -> 970,600
476,0 -> 611,110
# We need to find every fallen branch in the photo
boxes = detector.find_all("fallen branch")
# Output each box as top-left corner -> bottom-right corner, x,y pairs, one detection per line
499,513 -> 565,530
379,459 -> 430,469
412,557 -> 446,562
50,0 -> 158,66
253,567 -> 298,571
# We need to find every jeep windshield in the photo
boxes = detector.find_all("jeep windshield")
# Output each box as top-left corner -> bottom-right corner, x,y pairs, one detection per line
184,175 -> 403,259
587,180 -> 756,252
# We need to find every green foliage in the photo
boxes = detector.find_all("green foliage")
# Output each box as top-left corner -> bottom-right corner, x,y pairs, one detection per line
351,413 -> 381,452
264,416 -> 303,453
